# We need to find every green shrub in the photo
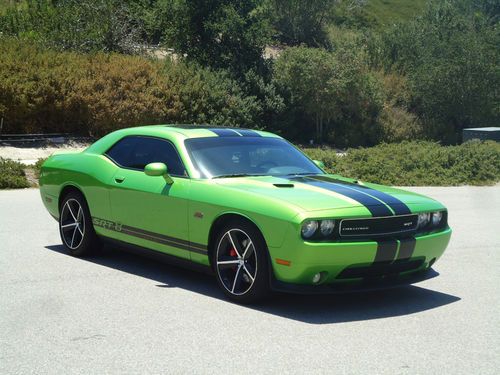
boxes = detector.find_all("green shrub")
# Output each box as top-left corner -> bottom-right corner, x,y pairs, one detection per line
273,45 -> 384,147
0,0 -> 143,53
34,157 -> 46,179
0,38 -> 263,136
374,0 -> 500,143
0,158 -> 30,189
303,141 -> 500,186
377,105 -> 423,143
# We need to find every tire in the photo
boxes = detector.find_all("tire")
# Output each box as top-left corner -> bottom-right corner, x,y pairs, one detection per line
212,219 -> 270,303
59,191 -> 100,257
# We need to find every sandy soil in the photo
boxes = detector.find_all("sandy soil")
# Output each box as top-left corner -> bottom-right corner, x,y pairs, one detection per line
0,142 -> 89,165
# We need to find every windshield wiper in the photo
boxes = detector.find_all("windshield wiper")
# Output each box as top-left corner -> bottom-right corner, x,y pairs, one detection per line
212,173 -> 266,179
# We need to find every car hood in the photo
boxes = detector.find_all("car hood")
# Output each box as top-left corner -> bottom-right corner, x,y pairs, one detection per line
214,174 -> 437,214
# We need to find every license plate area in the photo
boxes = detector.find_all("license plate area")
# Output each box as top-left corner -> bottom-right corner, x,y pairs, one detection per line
339,214 -> 419,238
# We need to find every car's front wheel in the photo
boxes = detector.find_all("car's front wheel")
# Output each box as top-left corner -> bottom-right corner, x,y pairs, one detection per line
59,191 -> 100,257
213,220 -> 270,303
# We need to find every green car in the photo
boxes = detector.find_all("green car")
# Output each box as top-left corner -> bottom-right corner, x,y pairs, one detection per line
40,125 -> 451,303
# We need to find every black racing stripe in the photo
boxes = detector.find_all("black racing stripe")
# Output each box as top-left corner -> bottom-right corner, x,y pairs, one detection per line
293,177 -> 393,217
121,224 -> 207,251
209,128 -> 240,137
235,129 -> 261,137
396,238 -> 417,261
92,217 -> 207,254
311,175 -> 411,215
122,224 -> 190,246
373,240 -> 398,264
122,228 -> 193,252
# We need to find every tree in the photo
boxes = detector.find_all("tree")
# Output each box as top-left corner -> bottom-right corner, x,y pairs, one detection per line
273,46 -> 382,145
159,0 -> 270,76
376,0 -> 500,143
262,0 -> 339,47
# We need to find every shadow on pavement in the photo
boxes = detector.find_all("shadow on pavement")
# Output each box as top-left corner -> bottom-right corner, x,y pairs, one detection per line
45,244 -> 461,325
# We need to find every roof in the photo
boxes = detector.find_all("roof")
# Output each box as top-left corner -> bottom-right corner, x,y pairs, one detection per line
146,124 -> 280,139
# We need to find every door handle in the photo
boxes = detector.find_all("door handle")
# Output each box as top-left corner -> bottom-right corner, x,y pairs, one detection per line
114,176 -> 125,183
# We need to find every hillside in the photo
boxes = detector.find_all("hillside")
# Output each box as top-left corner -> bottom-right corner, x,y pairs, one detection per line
362,0 -> 428,27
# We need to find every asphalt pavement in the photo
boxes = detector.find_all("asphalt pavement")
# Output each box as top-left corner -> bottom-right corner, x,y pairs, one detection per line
0,186 -> 499,374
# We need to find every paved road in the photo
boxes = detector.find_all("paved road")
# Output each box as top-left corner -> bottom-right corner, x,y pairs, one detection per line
1,187 -> 499,374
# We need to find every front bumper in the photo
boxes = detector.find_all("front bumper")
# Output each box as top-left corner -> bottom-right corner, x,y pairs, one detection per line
268,228 -> 452,287
271,268 -> 439,294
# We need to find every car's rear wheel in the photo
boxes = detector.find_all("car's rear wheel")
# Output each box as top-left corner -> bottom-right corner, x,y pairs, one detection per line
213,220 -> 270,303
59,191 -> 100,257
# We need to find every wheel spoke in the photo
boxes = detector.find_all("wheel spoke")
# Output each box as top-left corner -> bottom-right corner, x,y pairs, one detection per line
61,222 -> 78,229
66,202 -> 77,222
231,265 -> 243,293
77,206 -> 83,223
243,265 -> 255,282
217,260 -> 240,265
70,227 -> 77,248
227,231 -> 243,258
77,225 -> 84,236
242,241 -> 254,259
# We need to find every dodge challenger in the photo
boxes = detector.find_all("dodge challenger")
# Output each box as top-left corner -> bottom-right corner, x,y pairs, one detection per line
40,125 -> 451,303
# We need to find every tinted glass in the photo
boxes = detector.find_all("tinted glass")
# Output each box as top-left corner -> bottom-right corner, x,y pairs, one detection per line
106,136 -> 186,176
185,137 -> 323,178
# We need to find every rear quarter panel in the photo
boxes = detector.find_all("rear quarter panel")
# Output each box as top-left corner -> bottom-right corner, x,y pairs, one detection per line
39,152 -> 118,221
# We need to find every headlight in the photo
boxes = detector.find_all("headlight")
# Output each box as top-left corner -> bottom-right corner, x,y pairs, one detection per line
301,220 -> 318,238
431,211 -> 443,226
417,212 -> 431,228
320,220 -> 335,236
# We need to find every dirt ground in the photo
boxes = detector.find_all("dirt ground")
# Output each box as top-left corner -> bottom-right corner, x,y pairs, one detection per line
0,142 -> 89,165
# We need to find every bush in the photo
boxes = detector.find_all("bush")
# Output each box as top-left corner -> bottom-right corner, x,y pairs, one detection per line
34,158 -> 47,180
0,0 -> 143,53
273,45 -> 384,147
303,141 -> 500,186
0,38 -> 263,136
374,0 -> 500,143
377,105 -> 423,143
0,158 -> 29,189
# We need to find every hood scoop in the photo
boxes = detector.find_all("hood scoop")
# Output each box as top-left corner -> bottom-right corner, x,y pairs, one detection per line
273,183 -> 294,188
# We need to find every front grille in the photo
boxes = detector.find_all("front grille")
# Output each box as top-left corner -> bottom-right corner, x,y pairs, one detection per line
337,258 -> 424,279
339,214 -> 418,238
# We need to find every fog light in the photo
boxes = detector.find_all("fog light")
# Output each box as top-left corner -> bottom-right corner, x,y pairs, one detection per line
312,273 -> 322,284
432,211 -> 443,226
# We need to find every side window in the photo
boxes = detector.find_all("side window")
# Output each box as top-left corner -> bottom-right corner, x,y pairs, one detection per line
105,136 -> 187,176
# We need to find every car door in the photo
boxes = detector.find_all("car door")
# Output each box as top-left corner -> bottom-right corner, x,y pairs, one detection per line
104,135 -> 192,260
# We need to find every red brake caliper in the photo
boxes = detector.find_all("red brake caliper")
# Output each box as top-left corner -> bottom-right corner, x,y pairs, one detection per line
229,248 -> 237,270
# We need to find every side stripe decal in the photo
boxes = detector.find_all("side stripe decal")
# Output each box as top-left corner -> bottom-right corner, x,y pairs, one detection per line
92,217 -> 208,255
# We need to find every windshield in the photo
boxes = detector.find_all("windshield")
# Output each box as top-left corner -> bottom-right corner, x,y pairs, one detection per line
184,137 -> 323,178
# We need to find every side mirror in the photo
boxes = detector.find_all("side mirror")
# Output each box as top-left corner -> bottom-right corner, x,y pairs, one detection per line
313,159 -> 325,169
144,162 -> 174,184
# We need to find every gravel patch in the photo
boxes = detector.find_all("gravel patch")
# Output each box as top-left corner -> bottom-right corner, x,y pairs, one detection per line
0,142 -> 89,165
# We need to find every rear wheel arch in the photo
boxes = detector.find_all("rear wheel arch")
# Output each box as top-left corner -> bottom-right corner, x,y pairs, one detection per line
58,185 -> 86,211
